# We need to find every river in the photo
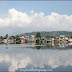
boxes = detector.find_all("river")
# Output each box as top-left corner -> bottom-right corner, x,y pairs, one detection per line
0,43 -> 72,72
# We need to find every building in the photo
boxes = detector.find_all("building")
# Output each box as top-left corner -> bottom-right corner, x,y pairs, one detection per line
65,36 -> 69,41
20,35 -> 29,43
29,35 -> 36,42
8,37 -> 16,44
68,38 -> 72,43
3,37 -> 8,44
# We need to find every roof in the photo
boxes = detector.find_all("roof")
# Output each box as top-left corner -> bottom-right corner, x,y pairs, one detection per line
60,35 -> 65,37
65,36 -> 69,37
32,37 -> 35,38
20,35 -> 26,37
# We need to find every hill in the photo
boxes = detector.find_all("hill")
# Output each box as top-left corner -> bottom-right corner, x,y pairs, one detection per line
21,31 -> 72,37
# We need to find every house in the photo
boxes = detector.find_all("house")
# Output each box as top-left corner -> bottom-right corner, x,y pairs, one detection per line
55,37 -> 60,41
46,39 -> 52,44
20,35 -> 29,43
3,37 -> 8,44
0,39 -> 4,44
20,35 -> 27,38
65,36 -> 69,41
30,35 -> 36,42
8,37 -> 16,44
68,38 -> 72,43
60,35 -> 65,41
40,37 -> 46,44
60,35 -> 65,38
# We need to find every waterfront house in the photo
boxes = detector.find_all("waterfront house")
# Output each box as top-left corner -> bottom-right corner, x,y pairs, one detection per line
68,38 -> 72,43
46,39 -> 52,44
55,37 -> 60,41
65,36 -> 69,41
0,39 -> 4,43
28,35 -> 36,42
60,35 -> 65,41
8,37 -> 16,44
3,37 -> 8,44
20,35 -> 29,43
31,35 -> 35,41
40,37 -> 46,44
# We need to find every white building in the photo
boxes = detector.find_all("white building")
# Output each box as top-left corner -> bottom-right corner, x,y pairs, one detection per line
68,38 -> 72,43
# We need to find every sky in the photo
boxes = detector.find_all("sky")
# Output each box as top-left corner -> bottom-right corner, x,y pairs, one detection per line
0,1 -> 72,36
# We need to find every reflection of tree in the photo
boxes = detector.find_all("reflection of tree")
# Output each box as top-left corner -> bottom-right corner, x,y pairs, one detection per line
46,44 -> 52,48
70,45 -> 72,48
36,46 -> 41,50
35,43 -> 41,50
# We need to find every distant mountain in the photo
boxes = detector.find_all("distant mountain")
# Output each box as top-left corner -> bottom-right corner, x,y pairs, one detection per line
20,31 -> 72,37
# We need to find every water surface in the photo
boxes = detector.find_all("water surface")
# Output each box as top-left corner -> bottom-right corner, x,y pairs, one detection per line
0,44 -> 72,72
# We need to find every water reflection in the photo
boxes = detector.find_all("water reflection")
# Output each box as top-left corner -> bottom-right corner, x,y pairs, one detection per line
0,44 -> 72,72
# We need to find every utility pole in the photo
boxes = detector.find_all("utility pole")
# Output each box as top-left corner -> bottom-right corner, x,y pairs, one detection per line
50,31 -> 51,37
54,31 -> 55,38
42,31 -> 43,44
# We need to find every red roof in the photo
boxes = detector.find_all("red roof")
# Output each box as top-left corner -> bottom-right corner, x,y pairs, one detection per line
65,36 -> 69,37
20,35 -> 22,37
32,37 -> 35,38
20,35 -> 26,37
23,35 -> 26,37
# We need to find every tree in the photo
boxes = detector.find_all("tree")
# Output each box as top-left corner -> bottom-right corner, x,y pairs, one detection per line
16,35 -> 21,44
0,36 -> 3,39
6,34 -> 8,38
70,35 -> 72,38
50,36 -> 54,38
10,36 -> 16,39
45,35 -> 50,39
36,32 -> 41,38
16,35 -> 20,41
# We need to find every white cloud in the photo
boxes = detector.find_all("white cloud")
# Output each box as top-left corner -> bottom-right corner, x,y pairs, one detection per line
0,8 -> 72,35
30,10 -> 34,14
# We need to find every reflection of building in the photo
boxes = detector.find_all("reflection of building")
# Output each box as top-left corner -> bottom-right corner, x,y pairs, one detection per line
65,44 -> 68,47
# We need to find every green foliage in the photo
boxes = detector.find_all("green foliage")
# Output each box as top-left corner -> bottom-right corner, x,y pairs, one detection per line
60,37 -> 63,39
45,35 -> 50,39
50,36 -> 54,38
16,35 -> 20,41
36,43 -> 41,45
0,36 -> 3,39
24,31 -> 72,37
36,32 -> 41,38
6,34 -> 8,38
16,42 -> 21,44
46,44 -> 52,48
10,36 -> 16,39
16,36 -> 21,44
70,35 -> 72,38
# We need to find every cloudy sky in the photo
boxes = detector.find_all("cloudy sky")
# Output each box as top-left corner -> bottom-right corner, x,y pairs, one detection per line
0,1 -> 72,36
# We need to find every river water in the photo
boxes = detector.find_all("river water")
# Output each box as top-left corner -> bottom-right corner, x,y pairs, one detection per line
0,43 -> 72,72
